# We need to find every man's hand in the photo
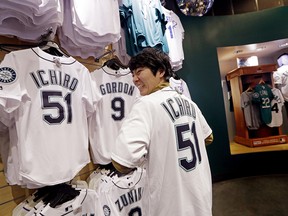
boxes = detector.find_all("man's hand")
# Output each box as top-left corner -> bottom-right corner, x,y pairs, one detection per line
205,133 -> 214,145
112,160 -> 135,174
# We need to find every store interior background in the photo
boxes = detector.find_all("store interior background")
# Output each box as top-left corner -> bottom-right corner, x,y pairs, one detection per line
1,1 -> 288,215
1,0 -> 288,211
219,38 -> 288,155
164,0 -> 288,181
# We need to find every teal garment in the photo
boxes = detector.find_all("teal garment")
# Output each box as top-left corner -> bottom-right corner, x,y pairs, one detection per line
119,5 -> 136,56
120,0 -> 169,56
252,83 -> 274,124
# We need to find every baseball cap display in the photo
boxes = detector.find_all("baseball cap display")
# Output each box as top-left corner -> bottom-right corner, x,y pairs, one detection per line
176,0 -> 214,16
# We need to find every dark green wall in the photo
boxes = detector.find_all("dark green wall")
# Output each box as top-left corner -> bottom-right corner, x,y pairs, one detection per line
178,7 -> 288,181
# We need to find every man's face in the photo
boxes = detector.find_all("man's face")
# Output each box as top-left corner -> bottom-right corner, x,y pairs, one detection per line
132,67 -> 164,96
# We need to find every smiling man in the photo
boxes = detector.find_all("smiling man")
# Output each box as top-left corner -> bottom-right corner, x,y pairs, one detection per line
111,47 -> 213,216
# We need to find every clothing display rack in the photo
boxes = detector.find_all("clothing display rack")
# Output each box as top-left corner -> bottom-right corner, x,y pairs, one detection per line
226,64 -> 288,147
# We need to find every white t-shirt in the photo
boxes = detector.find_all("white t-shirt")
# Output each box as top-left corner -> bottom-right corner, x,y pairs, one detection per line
0,0 -> 62,41
112,87 -> 212,216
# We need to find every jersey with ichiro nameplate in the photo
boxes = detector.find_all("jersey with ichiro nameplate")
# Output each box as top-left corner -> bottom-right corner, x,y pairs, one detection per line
0,47 -> 96,187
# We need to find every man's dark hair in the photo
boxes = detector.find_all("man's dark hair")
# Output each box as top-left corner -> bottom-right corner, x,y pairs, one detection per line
128,47 -> 173,81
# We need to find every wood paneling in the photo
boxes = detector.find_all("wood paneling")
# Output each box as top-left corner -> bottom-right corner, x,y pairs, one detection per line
258,0 -> 283,10
0,172 -> 8,188
0,198 -> 22,216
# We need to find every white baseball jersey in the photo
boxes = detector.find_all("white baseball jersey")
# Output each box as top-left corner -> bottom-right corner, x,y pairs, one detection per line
37,189 -> 98,216
273,65 -> 288,101
162,6 -> 185,71
111,87 -> 212,216
24,200 -> 46,216
97,167 -> 146,216
267,88 -> 285,127
89,66 -> 140,165
169,77 -> 192,99
0,47 -> 96,187
12,193 -> 39,216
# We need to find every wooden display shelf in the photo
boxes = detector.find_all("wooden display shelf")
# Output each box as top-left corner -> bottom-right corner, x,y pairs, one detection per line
234,134 -> 288,147
226,64 -> 288,148
226,64 -> 277,81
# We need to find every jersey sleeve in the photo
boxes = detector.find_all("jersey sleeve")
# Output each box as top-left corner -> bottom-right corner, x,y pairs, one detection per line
273,70 -> 283,85
0,52 -> 23,114
81,66 -> 97,118
111,98 -> 150,168
195,103 -> 212,139
181,79 -> 192,99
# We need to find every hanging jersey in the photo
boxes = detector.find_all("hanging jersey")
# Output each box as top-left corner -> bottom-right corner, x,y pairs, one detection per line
169,77 -> 191,99
277,54 -> 288,67
97,167 -> 146,216
24,200 -> 46,216
89,66 -> 140,165
37,189 -> 98,216
273,65 -> 288,101
120,0 -> 168,56
12,193 -> 39,216
252,83 -> 274,124
162,6 -> 185,71
0,47 -> 96,187
267,88 -> 285,127
241,91 -> 261,130
112,28 -> 131,66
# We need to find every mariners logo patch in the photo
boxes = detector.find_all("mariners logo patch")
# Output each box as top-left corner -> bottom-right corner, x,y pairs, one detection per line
103,205 -> 111,216
0,67 -> 17,84
252,92 -> 260,99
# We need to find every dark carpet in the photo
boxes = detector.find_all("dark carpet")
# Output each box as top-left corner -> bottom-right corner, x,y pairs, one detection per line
212,174 -> 288,216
